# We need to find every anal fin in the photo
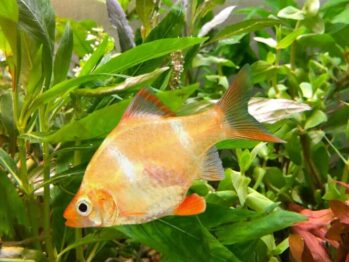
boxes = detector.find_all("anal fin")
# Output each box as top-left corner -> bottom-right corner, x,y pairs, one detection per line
201,147 -> 225,181
174,193 -> 206,216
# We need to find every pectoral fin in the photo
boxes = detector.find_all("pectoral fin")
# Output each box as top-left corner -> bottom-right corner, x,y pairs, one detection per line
174,193 -> 206,216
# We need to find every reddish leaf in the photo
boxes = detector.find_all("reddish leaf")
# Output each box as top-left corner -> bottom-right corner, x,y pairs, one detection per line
330,200 -> 349,224
300,231 -> 332,262
289,234 -> 304,262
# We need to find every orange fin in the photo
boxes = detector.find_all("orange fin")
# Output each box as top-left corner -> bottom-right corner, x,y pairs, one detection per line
174,193 -> 206,216
201,147 -> 225,181
122,88 -> 175,121
216,65 -> 284,143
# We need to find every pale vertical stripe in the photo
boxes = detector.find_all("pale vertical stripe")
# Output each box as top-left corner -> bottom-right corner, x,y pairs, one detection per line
107,145 -> 136,181
170,120 -> 193,151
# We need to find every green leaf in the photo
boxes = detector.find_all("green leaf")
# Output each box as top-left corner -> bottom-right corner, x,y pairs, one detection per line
53,22 -> 73,84
277,27 -> 306,49
73,67 -> 169,96
94,37 -> 205,74
331,8 -> 349,24
146,6 -> 185,42
79,36 -> 109,76
209,18 -> 283,43
297,33 -> 343,57
0,0 -> 18,22
304,110 -> 328,129
45,84 -> 198,143
0,149 -> 22,188
118,216 -> 238,262
215,209 -> 306,244
0,172 -> 28,237
277,6 -> 305,20
136,0 -> 155,38
26,74 -> 111,118
57,228 -> 124,260
18,0 -> 55,88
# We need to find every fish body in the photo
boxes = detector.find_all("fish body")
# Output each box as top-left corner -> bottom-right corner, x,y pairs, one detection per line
64,66 -> 282,227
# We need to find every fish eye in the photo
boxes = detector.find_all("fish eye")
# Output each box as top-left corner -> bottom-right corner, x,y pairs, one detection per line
76,198 -> 92,216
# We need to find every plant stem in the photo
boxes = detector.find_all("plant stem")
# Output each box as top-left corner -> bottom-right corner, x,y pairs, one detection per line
300,133 -> 323,190
75,229 -> 85,262
39,109 -> 56,261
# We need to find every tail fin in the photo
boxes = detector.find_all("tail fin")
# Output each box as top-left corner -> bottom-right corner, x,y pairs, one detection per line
216,65 -> 284,143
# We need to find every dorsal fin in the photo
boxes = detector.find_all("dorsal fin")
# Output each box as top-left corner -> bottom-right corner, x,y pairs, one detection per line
122,88 -> 175,121
201,147 -> 225,181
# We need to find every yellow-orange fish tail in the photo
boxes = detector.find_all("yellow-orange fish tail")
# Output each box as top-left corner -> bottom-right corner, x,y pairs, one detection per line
216,65 -> 284,143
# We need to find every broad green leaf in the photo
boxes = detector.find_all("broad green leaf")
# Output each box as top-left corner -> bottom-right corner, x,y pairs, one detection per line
79,36 -> 109,76
277,6 -> 305,20
331,8 -> 349,24
106,0 -> 135,51
236,149 -> 253,173
277,27 -> 306,49
215,209 -> 306,244
73,67 -> 169,96
0,172 -> 28,237
136,0 -> 155,38
18,0 -> 55,88
118,216 -> 238,262
53,22 -> 73,85
304,110 -> 327,129
146,6 -> 185,42
245,189 -> 276,212
94,37 -> 206,74
297,33 -> 343,57
45,84 -> 198,143
209,19 -> 283,43
0,149 -> 22,188
0,0 -> 18,22
285,131 -> 302,165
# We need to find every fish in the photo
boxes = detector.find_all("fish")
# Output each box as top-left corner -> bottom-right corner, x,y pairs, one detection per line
63,65 -> 283,227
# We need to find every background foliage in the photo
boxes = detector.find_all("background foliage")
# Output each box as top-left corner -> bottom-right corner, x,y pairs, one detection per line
0,0 -> 349,261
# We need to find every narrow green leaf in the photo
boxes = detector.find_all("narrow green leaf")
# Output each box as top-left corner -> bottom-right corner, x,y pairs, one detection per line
277,27 -> 306,49
215,210 -> 306,244
46,84 -> 198,143
57,228 -> 123,260
79,35 -> 109,76
28,74 -> 110,115
93,37 -> 206,74
209,18 -> 283,44
53,22 -> 73,84
73,67 -> 169,96
0,149 -> 22,188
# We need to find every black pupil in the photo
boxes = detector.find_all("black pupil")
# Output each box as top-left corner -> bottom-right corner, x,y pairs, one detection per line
78,203 -> 88,213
